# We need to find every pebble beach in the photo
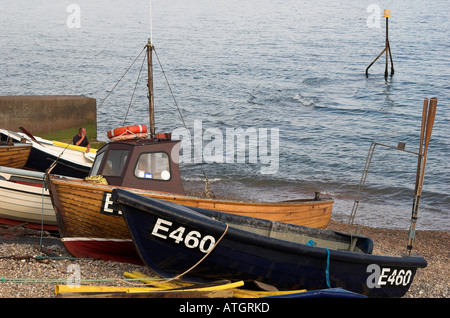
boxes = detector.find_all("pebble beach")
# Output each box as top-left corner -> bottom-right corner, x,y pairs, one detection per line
327,220 -> 449,298
0,219 -> 448,298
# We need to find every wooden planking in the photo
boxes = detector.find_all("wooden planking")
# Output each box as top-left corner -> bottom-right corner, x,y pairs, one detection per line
0,145 -> 31,168
54,181 -> 130,239
52,176 -> 333,213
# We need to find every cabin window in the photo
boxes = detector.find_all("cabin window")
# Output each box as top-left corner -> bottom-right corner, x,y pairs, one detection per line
134,152 -> 171,181
90,151 -> 105,176
101,149 -> 129,177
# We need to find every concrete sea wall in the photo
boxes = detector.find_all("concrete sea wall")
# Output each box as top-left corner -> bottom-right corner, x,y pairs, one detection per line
0,95 -> 96,137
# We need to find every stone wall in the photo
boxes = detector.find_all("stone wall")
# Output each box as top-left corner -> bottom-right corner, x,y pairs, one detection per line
0,95 -> 96,137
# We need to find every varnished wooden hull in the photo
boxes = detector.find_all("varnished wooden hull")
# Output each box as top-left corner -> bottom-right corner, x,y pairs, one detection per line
0,144 -> 31,168
47,175 -> 333,263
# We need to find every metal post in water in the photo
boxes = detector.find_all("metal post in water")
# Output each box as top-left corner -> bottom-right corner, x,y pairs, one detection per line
366,9 -> 394,78
385,13 -> 389,77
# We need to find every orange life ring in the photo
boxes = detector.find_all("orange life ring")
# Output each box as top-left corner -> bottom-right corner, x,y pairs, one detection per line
107,125 -> 147,139
110,132 -> 149,142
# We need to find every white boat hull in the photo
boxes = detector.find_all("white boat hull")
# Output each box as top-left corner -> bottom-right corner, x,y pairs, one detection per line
0,167 -> 57,230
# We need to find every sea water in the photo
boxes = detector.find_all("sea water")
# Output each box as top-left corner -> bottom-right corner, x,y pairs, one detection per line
0,0 -> 448,230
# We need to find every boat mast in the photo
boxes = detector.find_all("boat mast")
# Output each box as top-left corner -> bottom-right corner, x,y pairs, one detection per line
147,1 -> 155,138
147,39 -> 155,138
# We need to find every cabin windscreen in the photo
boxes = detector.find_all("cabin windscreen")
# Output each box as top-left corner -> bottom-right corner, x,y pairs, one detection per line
100,149 -> 129,177
134,152 -> 171,180
90,151 -> 105,176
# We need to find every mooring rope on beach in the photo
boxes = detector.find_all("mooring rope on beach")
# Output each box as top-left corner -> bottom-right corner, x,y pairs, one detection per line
131,223 -> 230,288
0,276 -> 159,285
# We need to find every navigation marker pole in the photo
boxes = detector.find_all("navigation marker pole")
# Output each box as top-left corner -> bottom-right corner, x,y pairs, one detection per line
366,9 -> 394,78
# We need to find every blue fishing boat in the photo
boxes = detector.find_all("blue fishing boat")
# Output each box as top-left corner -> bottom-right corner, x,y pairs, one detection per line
112,188 -> 427,298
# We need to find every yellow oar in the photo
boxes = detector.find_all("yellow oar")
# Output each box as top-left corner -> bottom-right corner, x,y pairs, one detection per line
126,281 -> 244,294
123,271 -> 191,289
232,288 -> 307,298
55,281 -> 244,295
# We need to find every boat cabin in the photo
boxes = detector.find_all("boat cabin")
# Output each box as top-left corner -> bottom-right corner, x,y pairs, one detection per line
88,135 -> 185,195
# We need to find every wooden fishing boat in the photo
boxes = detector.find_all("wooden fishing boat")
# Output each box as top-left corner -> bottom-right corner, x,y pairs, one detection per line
112,188 -> 427,298
0,166 -> 57,231
0,141 -> 31,168
47,169 -> 333,264
0,128 -> 94,178
46,30 -> 334,264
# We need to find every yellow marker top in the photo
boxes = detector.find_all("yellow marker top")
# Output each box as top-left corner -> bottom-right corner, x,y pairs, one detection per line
384,9 -> 391,18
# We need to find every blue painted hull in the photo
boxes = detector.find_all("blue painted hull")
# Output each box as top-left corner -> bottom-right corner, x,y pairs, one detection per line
264,288 -> 367,298
26,147 -> 90,178
112,189 -> 427,298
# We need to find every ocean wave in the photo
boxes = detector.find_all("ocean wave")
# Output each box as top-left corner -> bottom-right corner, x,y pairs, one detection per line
182,177 -> 223,183
292,93 -> 319,106
301,76 -> 331,87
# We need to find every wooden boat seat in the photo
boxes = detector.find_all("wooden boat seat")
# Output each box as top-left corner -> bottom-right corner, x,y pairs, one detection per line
210,212 -> 370,254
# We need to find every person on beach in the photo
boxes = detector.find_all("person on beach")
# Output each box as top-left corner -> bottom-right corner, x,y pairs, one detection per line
73,127 -> 91,153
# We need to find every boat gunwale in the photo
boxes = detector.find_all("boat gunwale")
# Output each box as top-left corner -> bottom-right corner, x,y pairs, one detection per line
48,174 -> 334,207
0,143 -> 32,148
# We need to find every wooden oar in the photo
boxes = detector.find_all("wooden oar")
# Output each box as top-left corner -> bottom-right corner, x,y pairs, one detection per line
19,126 -> 43,146
407,98 -> 437,255
413,98 -> 428,195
